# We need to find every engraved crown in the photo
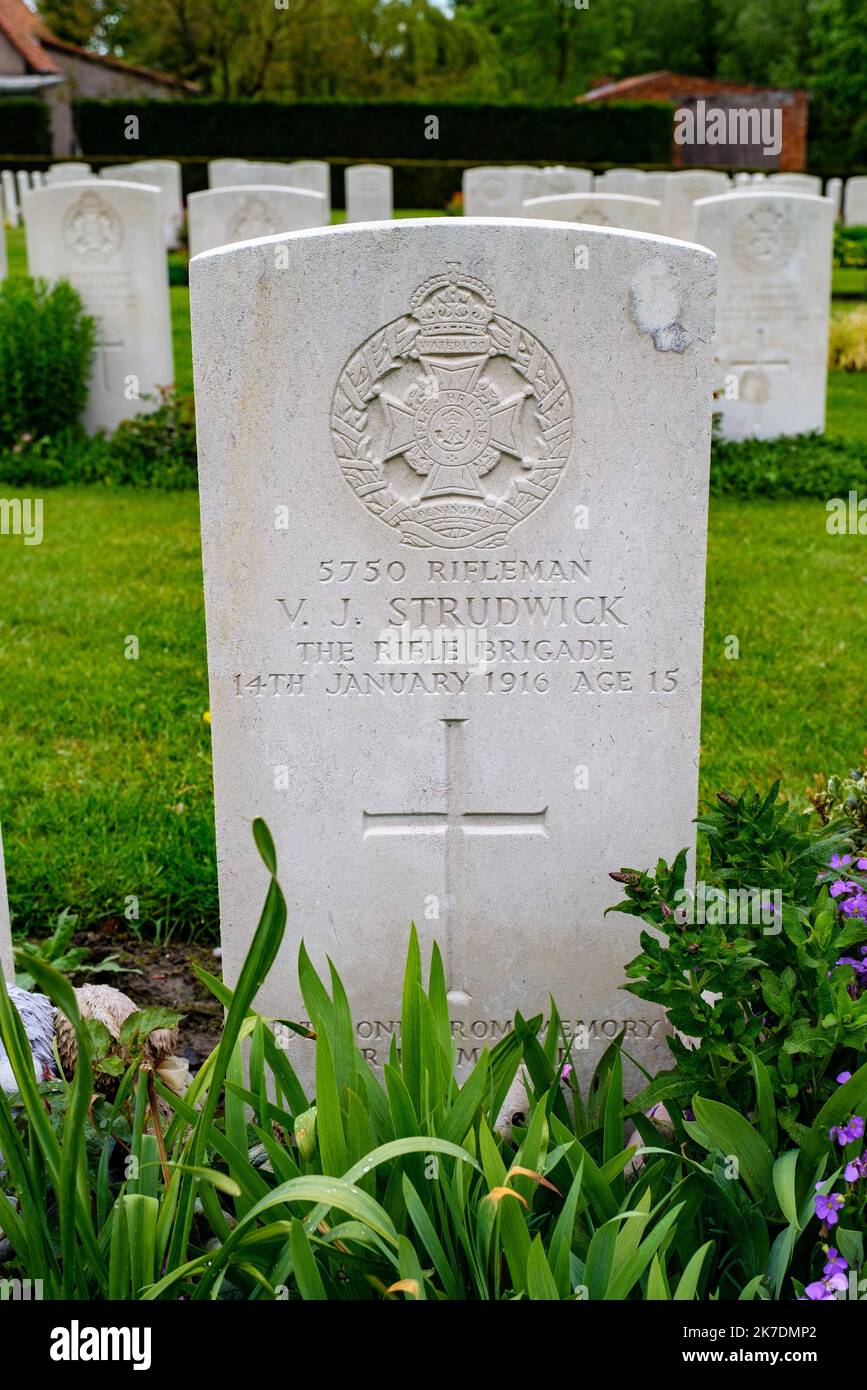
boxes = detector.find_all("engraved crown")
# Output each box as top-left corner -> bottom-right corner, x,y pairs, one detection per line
409,263 -> 495,340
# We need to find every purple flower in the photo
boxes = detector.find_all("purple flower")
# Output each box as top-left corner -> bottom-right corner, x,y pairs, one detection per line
803,1280 -> 837,1300
837,1072 -> 853,1084
831,880 -> 858,898
831,854 -> 854,869
830,1116 -> 865,1146
823,1248 -> 848,1277
857,859 -> 867,871
844,1157 -> 867,1182
814,1186 -> 845,1225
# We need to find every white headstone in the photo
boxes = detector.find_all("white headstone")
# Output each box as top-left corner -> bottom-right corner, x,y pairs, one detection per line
0,822 -> 11,980
2,170 -> 19,227
31,171 -> 45,189
643,172 -> 671,200
46,162 -> 93,185
24,181 -> 174,434
345,164 -> 393,223
190,219 -> 716,1090
825,178 -> 843,220
209,159 -> 250,187
532,166 -> 594,197
210,160 -> 300,190
594,169 -> 649,198
188,185 -> 327,257
102,160 -> 184,249
694,190 -> 834,440
734,172 -> 753,188
286,162 -> 332,222
462,166 -> 537,217
522,193 -> 662,234
666,170 -> 730,239
16,170 -> 30,211
767,172 -> 822,196
844,177 -> 867,227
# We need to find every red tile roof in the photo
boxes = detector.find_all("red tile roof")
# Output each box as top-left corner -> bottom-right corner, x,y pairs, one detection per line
0,0 -> 197,89
0,0 -> 62,74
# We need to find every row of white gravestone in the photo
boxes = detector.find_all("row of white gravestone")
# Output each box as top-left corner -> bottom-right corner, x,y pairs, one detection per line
188,168 -> 393,254
189,218 -> 716,1092
206,158 -> 394,224
22,180 -> 174,434
464,164 -> 867,231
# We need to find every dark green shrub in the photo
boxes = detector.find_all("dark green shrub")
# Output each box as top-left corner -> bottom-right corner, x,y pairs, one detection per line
108,388 -> 198,488
0,277 -> 96,447
710,433 -> 867,498
835,225 -> 867,267
0,391 -> 198,490
0,99 -> 51,154
75,97 -> 674,165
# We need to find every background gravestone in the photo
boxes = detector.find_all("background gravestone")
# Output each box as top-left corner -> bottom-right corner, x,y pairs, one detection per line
46,163 -> 93,185
666,170 -> 730,238
2,170 -> 19,227
25,181 -> 174,435
595,169 -> 648,197
844,177 -> 867,227
345,164 -> 393,223
462,166 -> 537,216
210,159 -> 298,189
0,823 -> 12,981
767,173 -> 822,196
694,190 -> 834,439
188,186 -> 327,257
532,166 -> 593,197
825,177 -> 843,220
191,219 -> 716,1090
287,161 -> 332,221
101,160 -> 184,249
522,193 -> 663,233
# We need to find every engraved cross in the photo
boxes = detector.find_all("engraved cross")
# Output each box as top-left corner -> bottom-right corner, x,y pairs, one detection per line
362,717 -> 547,987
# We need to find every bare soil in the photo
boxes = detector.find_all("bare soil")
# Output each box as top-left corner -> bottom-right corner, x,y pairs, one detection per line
69,922 -> 224,1067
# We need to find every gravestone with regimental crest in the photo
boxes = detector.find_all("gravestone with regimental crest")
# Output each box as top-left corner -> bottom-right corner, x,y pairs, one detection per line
190,218 -> 716,1090
24,181 -> 174,434
187,185 -> 327,257
694,189 -> 833,439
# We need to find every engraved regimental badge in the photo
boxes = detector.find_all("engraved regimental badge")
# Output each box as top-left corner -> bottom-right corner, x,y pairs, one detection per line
732,204 -> 797,275
226,195 -> 277,244
62,191 -> 124,263
331,263 -> 572,549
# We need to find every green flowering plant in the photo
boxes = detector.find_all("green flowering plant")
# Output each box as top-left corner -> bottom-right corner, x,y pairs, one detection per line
607,783 -> 867,1140
810,755 -> 867,851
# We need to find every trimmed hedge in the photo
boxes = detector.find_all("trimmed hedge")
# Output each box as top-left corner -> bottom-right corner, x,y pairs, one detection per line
710,433 -> 867,498
74,98 -> 674,164
0,99 -> 51,155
